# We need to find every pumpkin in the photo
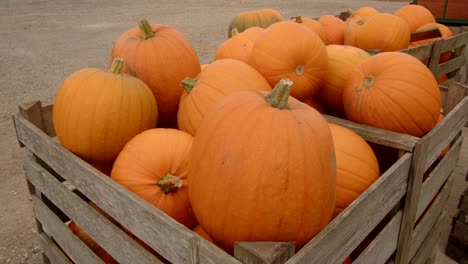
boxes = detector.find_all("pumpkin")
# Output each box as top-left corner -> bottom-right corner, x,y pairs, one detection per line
248,21 -> 328,100
328,124 -> 379,218
394,4 -> 436,32
111,128 -> 197,229
317,45 -> 371,111
291,16 -> 327,44
344,13 -> 410,52
193,225 -> 214,243
200,64 -> 209,71
318,15 -> 346,45
302,96 -> 326,114
412,23 -> 453,62
189,79 -> 336,253
343,257 -> 353,264
354,6 -> 379,17
90,163 -> 114,176
227,8 -> 284,38
343,52 -> 441,137
53,58 -> 158,164
177,59 -> 271,135
214,27 -> 264,63
110,19 -> 200,128
436,74 -> 449,84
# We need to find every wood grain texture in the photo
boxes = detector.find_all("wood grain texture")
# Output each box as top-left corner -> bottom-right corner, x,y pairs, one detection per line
286,154 -> 412,264
38,233 -> 72,264
434,56 -> 466,77
400,44 -> 432,61
234,242 -> 295,264
445,82 -> 468,114
410,28 -> 441,42
409,212 -> 447,264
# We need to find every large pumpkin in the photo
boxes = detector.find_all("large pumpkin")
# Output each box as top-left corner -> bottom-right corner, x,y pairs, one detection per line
214,27 -> 264,63
110,19 -> 200,128
111,128 -> 197,229
343,52 -> 441,137
189,79 -> 336,254
177,59 -> 271,135
328,124 -> 379,218
317,45 -> 371,111
248,21 -> 328,100
353,6 -> 379,17
291,16 -> 327,44
394,4 -> 436,32
227,8 -> 283,38
318,15 -> 346,45
53,58 -> 158,164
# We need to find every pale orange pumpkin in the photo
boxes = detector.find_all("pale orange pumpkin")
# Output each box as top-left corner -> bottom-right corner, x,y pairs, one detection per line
189,79 -> 336,253
354,6 -> 379,17
227,8 -> 284,38
177,59 -> 271,135
53,58 -> 158,164
394,4 -> 436,32
291,16 -> 327,44
318,15 -> 346,45
343,52 -> 441,137
111,128 -> 197,229
248,21 -> 328,100
302,96 -> 326,114
111,19 -> 200,128
214,27 -> 264,63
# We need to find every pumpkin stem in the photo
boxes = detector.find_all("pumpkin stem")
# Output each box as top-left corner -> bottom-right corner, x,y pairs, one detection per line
265,78 -> 293,110
181,77 -> 197,94
295,65 -> 305,76
139,19 -> 155,39
364,75 -> 376,89
231,27 -> 240,37
157,173 -> 183,194
109,58 -> 124,74
291,16 -> 303,23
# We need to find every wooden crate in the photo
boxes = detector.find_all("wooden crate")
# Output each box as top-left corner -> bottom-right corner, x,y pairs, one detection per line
12,27 -> 468,264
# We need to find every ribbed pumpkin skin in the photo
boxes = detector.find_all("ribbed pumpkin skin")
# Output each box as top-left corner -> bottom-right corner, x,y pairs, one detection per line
111,128 -> 197,229
329,124 -> 379,218
53,68 -> 158,164
291,16 -> 327,44
111,22 -> 200,128
354,6 -> 379,17
189,86 -> 336,253
345,13 -> 410,52
343,52 -> 441,137
249,21 -> 328,100
317,45 -> 370,110
412,23 -> 453,62
318,15 -> 346,45
302,96 -> 326,114
177,59 -> 271,136
394,5 -> 436,32
227,8 -> 283,38
214,27 -> 264,63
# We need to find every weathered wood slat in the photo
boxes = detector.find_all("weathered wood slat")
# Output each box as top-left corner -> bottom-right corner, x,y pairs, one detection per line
41,104 -> 55,137
417,135 -> 463,219
444,82 -> 468,114
434,56 -> 466,77
38,233 -> 72,264
14,113 -> 238,264
23,157 -> 162,264
234,242 -> 295,264
410,28 -> 441,42
400,44 -> 433,61
409,212 -> 447,264
286,154 -> 412,264
324,115 -> 419,152
353,211 -> 403,264
32,195 -> 103,264
437,30 -> 468,54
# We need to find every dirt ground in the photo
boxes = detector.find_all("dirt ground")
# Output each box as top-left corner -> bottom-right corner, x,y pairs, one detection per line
1,1 -> 466,263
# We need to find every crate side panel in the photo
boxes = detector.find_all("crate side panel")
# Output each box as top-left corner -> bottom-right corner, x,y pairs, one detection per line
38,233 -> 72,264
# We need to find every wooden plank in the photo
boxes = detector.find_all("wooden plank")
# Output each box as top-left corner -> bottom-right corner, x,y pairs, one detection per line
409,173 -> 454,260
452,220 -> 468,243
458,191 -> 468,212
353,211 -> 403,264
23,157 -> 162,264
41,104 -> 55,137
400,44 -> 433,61
434,55 -> 466,77
417,135 -> 463,219
410,28 -> 442,42
38,233 -> 72,264
410,212 -> 447,264
324,115 -> 419,152
31,195 -> 103,264
234,242 -> 295,264
13,113 -> 239,264
438,30 -> 468,54
445,82 -> 468,114
286,153 -> 412,264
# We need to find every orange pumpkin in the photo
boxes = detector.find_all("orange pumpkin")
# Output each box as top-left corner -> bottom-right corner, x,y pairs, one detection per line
354,6 -> 379,17
110,19 -> 200,128
177,59 -> 271,135
318,15 -> 346,45
436,74 -> 449,84
249,21 -> 328,100
53,58 -> 158,164
302,96 -> 326,114
291,16 -> 327,44
214,27 -> 264,63
345,13 -> 410,52
343,257 -> 353,264
90,163 -> 114,176
343,52 -> 441,137
227,8 -> 284,38
317,45 -> 371,111
193,225 -> 214,243
329,124 -> 379,218
412,23 -> 453,62
189,79 -> 336,254
111,128 -> 197,229
394,4 -> 436,32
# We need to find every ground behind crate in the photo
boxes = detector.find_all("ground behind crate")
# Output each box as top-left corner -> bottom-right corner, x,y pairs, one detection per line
0,1 -> 466,263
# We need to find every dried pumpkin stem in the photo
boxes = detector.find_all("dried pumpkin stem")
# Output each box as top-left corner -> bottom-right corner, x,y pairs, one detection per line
265,78 -> 293,110
181,77 -> 198,94
231,27 -> 240,37
291,16 -> 303,23
109,58 -> 124,74
139,19 -> 155,39
157,173 -> 183,194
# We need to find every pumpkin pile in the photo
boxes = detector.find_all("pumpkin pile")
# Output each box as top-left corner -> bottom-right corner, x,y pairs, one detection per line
52,4 -> 448,262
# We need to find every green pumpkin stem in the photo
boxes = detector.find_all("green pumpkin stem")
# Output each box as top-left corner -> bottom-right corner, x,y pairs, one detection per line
157,173 -> 183,194
139,19 -> 155,39
109,58 -> 124,74
291,16 -> 303,23
231,27 -> 240,37
265,78 -> 293,110
181,77 -> 198,94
